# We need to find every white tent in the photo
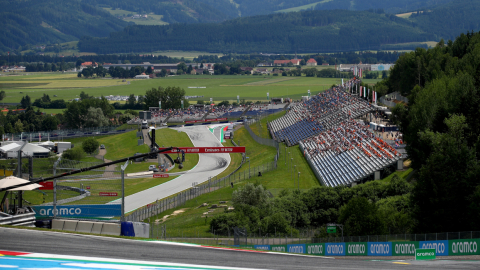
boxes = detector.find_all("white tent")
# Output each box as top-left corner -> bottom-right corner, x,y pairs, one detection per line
0,176 -> 42,191
0,143 -> 50,158
0,143 -> 21,153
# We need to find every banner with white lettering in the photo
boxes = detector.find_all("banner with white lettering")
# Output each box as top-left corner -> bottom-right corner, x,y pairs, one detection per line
306,243 -> 324,255
346,242 -> 368,256
325,243 -> 345,256
419,240 -> 449,256
392,241 -> 419,256
368,242 -> 392,256
287,244 -> 306,254
449,239 -> 479,256
32,205 -> 121,218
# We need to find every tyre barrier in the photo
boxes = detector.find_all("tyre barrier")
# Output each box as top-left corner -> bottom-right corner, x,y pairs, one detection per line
248,239 -> 480,257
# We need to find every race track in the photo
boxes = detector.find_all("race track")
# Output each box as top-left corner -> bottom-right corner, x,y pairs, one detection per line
1,227 -> 480,270
114,125 -> 231,213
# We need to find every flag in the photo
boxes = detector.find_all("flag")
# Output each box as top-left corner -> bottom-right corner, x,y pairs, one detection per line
360,68 -> 362,78
360,86 -> 362,97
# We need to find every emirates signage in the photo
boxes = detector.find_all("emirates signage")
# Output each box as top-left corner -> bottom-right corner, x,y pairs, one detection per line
185,118 -> 227,124
99,192 -> 118,197
153,174 -> 169,178
158,147 -> 245,154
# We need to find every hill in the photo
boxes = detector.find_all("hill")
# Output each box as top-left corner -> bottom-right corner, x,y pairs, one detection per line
312,0 -> 453,14
78,10 -> 432,54
408,0 -> 480,41
0,0 -> 129,52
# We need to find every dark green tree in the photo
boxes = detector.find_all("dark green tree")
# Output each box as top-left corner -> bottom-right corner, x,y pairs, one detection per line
82,137 -> 100,155
338,197 -> 385,236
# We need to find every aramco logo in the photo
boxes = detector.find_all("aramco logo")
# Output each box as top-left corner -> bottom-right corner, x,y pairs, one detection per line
39,208 -> 81,216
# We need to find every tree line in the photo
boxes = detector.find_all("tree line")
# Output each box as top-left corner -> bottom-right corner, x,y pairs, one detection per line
211,176 -> 412,237
376,30 -> 480,233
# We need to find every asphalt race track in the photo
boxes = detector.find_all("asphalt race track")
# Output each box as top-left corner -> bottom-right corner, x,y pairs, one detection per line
1,227 -> 480,270
111,125 -> 230,213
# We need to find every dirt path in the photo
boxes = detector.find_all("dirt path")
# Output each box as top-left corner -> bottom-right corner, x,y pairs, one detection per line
95,148 -> 117,178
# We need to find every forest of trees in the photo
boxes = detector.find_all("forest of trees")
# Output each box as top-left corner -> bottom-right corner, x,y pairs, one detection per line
386,31 -> 480,232
78,10 -> 433,54
0,0 -> 129,53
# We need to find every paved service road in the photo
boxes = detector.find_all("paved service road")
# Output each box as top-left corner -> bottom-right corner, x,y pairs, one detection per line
111,125 -> 230,213
1,228 -> 480,270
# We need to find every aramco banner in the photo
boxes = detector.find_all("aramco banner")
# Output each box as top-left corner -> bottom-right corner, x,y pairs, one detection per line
32,205 -> 121,218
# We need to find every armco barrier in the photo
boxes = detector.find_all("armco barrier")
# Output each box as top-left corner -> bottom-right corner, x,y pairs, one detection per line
246,238 -> 480,257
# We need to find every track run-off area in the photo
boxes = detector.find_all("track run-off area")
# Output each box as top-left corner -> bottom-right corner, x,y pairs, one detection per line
109,124 -> 231,213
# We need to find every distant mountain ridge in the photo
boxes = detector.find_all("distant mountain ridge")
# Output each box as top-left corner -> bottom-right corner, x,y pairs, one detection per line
0,0 -> 475,53
78,0 -> 480,54
0,0 -> 129,52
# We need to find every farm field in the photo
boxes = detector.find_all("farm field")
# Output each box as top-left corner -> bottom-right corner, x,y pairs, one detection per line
0,73 -> 381,104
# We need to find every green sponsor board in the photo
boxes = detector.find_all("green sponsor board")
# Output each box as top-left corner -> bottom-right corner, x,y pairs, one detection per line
306,243 -> 325,256
346,242 -> 368,256
239,245 -> 254,249
326,226 -> 336,233
271,245 -> 287,253
449,239 -> 480,256
392,241 -> 419,256
415,249 -> 436,260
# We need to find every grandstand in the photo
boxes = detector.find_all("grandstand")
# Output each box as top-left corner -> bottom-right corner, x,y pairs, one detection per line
299,119 -> 402,187
268,87 -> 372,146
267,84 -> 403,187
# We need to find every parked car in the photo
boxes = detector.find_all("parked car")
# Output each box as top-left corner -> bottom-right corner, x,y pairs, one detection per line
100,144 -> 105,149
149,165 -> 159,172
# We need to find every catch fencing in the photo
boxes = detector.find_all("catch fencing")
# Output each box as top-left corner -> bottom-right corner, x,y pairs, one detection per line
125,149 -> 278,222
3,125 -> 132,142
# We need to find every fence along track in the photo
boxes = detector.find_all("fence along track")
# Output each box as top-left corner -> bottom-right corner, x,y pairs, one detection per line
126,118 -> 281,222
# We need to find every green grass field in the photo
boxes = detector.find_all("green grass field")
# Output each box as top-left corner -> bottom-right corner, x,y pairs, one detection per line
103,8 -> 168,25
275,0 -> 333,13
0,73 -> 381,104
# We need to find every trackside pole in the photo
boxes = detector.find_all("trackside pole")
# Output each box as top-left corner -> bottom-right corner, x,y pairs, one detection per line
121,160 -> 129,222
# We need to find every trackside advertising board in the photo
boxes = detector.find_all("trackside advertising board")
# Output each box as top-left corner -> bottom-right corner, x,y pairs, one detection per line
325,243 -> 345,256
392,241 -> 419,256
157,147 -> 245,154
419,241 -> 449,256
270,245 -> 287,252
287,244 -> 306,254
449,239 -> 480,256
346,242 -> 368,256
32,205 -> 121,218
254,239 -> 480,257
368,242 -> 392,256
254,245 -> 270,250
306,243 -> 325,255
415,249 -> 436,260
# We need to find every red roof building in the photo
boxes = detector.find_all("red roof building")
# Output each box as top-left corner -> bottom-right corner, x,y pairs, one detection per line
274,59 -> 301,66
306,58 -> 317,66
